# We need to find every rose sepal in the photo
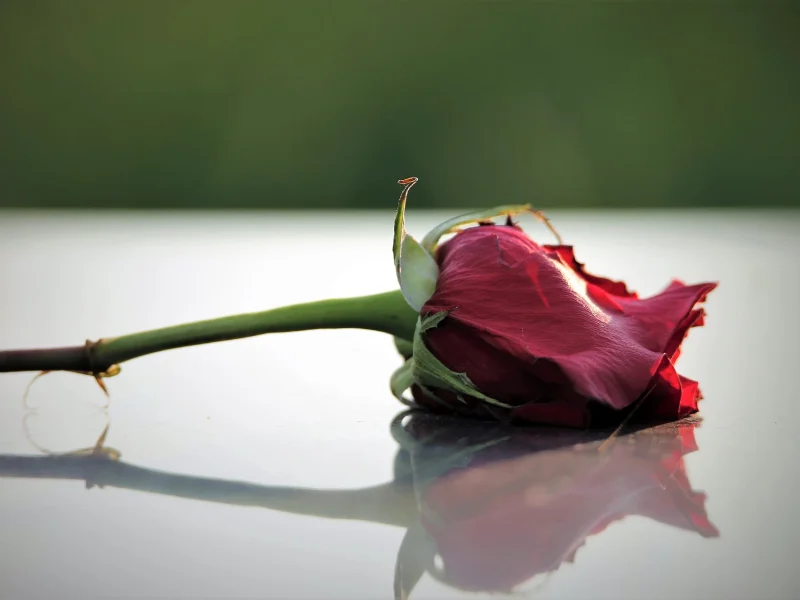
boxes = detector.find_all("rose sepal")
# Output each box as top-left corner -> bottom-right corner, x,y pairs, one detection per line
393,177 -> 439,312
410,311 -> 511,409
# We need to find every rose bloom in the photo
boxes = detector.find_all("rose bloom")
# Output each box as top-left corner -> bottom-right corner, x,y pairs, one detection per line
414,222 -> 717,428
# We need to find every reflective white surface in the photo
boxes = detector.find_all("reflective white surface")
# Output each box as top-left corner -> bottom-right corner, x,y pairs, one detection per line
0,210 -> 798,599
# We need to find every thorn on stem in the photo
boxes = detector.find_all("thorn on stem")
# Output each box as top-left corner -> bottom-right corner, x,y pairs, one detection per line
84,338 -> 117,398
94,375 -> 110,398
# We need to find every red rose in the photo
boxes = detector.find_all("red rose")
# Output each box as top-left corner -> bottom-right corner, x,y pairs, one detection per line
414,223 -> 716,428
404,416 -> 718,593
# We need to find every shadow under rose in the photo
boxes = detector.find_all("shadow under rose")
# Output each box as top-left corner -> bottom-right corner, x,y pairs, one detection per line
0,411 -> 717,599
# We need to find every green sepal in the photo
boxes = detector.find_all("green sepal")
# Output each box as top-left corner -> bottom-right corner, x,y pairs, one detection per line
390,357 -> 416,406
393,178 -> 440,312
411,311 -> 511,409
420,204 -> 533,253
418,383 -> 461,407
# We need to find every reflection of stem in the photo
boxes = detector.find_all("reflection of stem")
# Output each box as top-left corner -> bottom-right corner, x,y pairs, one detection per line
0,290 -> 416,374
0,453 -> 418,528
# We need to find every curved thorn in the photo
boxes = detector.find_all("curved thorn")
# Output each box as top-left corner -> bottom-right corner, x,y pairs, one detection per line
93,375 -> 110,398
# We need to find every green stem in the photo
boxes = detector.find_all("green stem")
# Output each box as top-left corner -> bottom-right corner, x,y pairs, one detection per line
0,289 -> 416,374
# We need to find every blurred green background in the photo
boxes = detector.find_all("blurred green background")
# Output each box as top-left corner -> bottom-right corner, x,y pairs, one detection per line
0,2 -> 797,210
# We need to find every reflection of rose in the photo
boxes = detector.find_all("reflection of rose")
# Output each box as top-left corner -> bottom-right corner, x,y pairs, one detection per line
0,412 -> 719,600
396,413 -> 718,593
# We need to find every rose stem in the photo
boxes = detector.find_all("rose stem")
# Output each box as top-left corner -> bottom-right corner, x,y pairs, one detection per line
0,289 -> 416,374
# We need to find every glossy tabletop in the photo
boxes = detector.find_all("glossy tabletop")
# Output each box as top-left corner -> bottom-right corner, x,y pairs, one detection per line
0,210 -> 798,599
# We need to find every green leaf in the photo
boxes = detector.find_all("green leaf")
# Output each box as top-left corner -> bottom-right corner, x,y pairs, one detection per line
393,178 -> 439,312
411,312 -> 511,409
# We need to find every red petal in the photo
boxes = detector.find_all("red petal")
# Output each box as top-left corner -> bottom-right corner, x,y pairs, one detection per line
634,355 -> 704,422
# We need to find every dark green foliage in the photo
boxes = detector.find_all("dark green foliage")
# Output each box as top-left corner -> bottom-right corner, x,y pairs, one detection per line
1,3 -> 797,209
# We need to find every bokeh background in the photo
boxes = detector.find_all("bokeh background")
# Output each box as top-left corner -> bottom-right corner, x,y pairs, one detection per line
1,2 -> 798,210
